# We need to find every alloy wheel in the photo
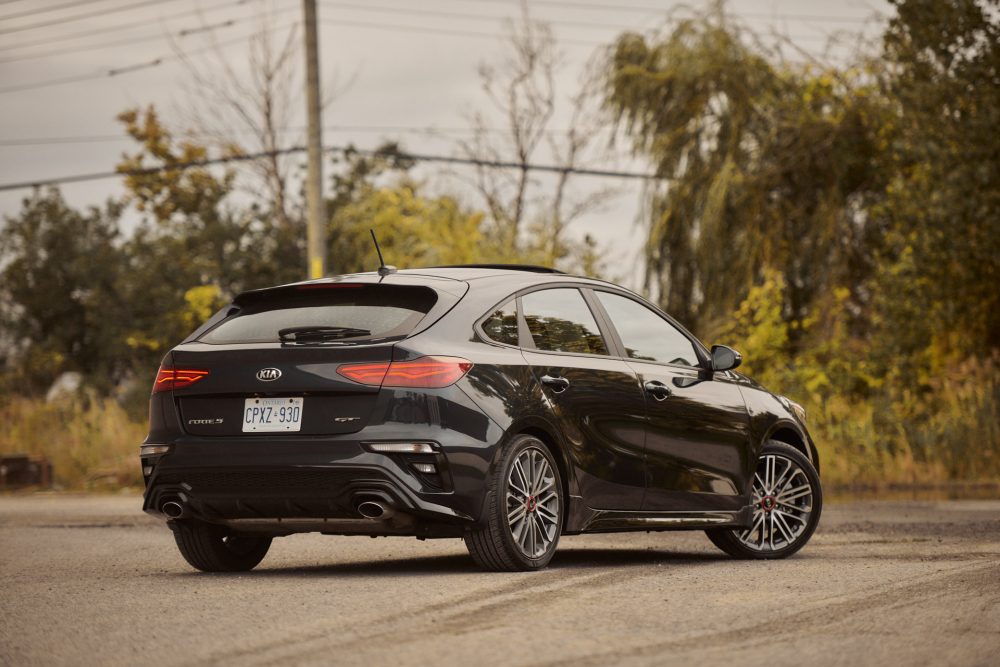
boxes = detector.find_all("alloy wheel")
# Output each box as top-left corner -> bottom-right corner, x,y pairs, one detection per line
738,453 -> 815,553
505,447 -> 560,558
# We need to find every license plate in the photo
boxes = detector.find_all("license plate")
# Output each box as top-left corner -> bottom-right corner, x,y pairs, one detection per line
242,397 -> 304,432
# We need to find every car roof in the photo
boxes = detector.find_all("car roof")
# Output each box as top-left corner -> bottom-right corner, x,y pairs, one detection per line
397,265 -> 567,281
237,265 -> 621,302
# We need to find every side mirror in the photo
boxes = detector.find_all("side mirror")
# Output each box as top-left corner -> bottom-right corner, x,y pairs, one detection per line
710,345 -> 742,372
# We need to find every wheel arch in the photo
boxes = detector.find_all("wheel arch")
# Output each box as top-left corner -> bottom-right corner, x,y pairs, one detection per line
765,422 -> 820,475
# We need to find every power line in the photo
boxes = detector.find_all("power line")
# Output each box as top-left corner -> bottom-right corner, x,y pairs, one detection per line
320,16 -> 594,45
323,0 -> 651,33
0,124 -> 582,147
0,0 -> 125,22
0,25 -> 222,65
2,0 -> 874,60
0,144 -> 657,193
0,6 -> 297,64
0,2 -> 869,94
318,2 -> 852,43
461,0 -> 877,24
0,20 -> 300,94
0,0 -> 181,36
0,0 -> 246,53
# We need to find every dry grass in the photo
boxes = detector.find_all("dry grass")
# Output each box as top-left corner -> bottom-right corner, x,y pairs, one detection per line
0,396 -> 145,490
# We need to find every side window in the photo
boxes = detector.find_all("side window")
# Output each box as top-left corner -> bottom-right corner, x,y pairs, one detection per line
481,299 -> 519,346
521,288 -> 608,355
595,291 -> 699,366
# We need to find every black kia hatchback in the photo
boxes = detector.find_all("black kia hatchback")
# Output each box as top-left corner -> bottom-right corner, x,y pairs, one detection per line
141,265 -> 822,572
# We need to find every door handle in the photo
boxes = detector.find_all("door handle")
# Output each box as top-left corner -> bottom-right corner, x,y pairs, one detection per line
540,375 -> 571,392
643,380 -> 673,400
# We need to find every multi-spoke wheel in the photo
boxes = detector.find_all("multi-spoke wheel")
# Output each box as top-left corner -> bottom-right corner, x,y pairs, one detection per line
706,440 -> 822,559
505,447 -> 560,558
465,434 -> 564,571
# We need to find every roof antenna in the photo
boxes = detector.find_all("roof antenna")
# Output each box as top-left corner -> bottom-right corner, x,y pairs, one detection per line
370,229 -> 397,277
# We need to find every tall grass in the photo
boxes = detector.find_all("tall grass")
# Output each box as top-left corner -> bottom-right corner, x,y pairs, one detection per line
809,359 -> 1000,490
0,396 -> 145,490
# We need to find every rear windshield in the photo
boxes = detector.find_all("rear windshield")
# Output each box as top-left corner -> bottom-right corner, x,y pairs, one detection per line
199,284 -> 438,344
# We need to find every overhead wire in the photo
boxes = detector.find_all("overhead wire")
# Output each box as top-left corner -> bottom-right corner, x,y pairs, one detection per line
0,4 -> 296,63
0,0 -> 117,22
0,0 -> 182,36
0,124 -> 579,147
0,144 -> 657,193
0,0 -> 249,54
0,19 -> 300,94
459,0 -> 877,23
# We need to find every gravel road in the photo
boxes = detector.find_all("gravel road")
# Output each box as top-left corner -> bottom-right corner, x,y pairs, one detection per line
1,495 -> 998,666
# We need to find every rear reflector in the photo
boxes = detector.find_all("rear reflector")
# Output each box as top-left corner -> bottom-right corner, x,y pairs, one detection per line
153,367 -> 209,393
366,442 -> 437,454
337,356 -> 472,388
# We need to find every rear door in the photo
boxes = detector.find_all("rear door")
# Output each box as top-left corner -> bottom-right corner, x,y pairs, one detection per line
590,290 -> 752,512
168,282 -> 439,437
519,287 -> 647,511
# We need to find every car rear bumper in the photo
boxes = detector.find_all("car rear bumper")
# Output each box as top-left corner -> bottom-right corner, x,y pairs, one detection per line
141,432 -> 500,537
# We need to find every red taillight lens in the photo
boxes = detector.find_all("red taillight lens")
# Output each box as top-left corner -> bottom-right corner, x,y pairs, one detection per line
153,367 -> 209,393
337,357 -> 472,388
336,361 -> 391,386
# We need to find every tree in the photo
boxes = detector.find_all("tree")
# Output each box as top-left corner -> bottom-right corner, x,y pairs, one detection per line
115,106 -> 303,380
872,0 -> 1000,373
0,189 -> 126,393
325,144 -> 504,272
457,2 -> 617,272
604,5 -> 887,340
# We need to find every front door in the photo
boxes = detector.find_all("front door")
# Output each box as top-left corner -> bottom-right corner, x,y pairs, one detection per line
591,290 -> 752,512
519,288 -> 647,511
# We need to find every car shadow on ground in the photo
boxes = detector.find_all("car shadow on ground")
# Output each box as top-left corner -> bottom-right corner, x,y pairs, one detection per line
173,548 -> 726,578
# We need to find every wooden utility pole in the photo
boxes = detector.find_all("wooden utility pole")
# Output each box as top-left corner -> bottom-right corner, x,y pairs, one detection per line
302,0 -> 326,278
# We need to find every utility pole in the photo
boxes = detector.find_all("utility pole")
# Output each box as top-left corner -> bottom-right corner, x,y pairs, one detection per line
302,0 -> 326,278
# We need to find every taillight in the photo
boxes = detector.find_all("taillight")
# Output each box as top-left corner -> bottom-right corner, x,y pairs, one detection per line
337,356 -> 472,388
153,367 -> 209,393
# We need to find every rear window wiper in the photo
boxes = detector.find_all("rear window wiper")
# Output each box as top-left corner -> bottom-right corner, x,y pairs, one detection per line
278,326 -> 372,344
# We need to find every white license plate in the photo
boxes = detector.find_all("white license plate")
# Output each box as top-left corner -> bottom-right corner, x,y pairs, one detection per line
242,397 -> 304,432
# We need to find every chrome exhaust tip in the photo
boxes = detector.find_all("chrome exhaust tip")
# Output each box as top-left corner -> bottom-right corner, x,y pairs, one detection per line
161,500 -> 186,519
357,501 -> 393,520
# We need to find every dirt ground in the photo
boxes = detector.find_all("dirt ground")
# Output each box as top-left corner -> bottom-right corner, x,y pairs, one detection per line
1,495 -> 998,666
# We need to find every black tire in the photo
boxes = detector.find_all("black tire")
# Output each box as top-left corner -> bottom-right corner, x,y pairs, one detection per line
171,521 -> 272,572
465,434 -> 564,571
706,440 -> 822,560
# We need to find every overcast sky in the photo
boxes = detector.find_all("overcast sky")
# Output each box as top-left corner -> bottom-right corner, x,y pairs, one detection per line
0,0 -> 889,289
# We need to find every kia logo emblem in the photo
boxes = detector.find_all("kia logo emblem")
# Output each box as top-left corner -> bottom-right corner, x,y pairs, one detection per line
256,368 -> 282,381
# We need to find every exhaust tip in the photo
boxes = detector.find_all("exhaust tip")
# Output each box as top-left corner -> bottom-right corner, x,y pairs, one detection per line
161,500 -> 185,519
357,501 -> 389,519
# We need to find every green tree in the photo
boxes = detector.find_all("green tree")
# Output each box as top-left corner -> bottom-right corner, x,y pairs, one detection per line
872,0 -> 1000,374
0,189 -> 126,393
604,6 -> 887,340
114,106 -> 304,379
325,145 -> 514,273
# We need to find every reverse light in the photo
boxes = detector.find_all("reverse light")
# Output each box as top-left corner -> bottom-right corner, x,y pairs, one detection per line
337,357 -> 473,388
140,444 -> 171,457
153,367 -> 209,393
366,442 -> 437,454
